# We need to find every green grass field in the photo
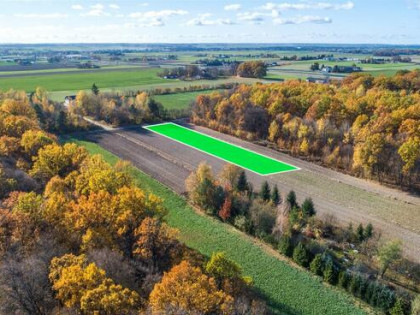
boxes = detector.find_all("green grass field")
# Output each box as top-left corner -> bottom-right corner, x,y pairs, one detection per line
0,68 -> 166,92
66,137 -> 366,315
153,90 -> 221,110
269,60 -> 419,79
47,77 -> 272,102
145,123 -> 299,175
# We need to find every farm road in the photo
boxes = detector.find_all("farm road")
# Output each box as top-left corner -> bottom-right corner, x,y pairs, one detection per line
82,124 -> 420,262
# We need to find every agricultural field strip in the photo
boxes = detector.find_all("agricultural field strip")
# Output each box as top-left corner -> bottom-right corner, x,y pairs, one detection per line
144,122 -> 299,176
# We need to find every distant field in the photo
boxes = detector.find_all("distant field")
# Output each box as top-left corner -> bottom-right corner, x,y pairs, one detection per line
0,67 -> 166,92
67,137 -> 366,315
0,61 -> 15,66
48,77 -> 273,102
153,90 -> 221,110
0,65 -> 147,76
271,60 -> 419,79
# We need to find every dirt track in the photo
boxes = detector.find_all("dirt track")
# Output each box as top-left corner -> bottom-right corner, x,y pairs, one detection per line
84,124 -> 420,262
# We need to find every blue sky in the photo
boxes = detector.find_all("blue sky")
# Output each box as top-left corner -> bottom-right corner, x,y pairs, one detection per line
0,0 -> 419,44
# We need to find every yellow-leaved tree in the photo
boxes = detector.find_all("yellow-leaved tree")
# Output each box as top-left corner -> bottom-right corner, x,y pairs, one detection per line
149,260 -> 234,314
49,254 -> 140,312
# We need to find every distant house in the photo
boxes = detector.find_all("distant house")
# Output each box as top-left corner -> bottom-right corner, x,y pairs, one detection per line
64,95 -> 76,107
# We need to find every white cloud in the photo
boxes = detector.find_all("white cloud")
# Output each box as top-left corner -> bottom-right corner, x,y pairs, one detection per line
237,11 -> 265,22
91,4 -> 104,11
71,4 -> 83,10
237,10 -> 279,23
186,13 -> 236,26
109,4 -> 120,10
81,4 -> 110,17
14,13 -> 68,18
224,4 -> 241,11
273,15 -> 332,24
129,10 -> 188,19
129,10 -> 188,27
263,1 -> 354,11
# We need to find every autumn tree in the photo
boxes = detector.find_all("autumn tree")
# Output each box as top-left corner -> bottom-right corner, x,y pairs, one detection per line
49,254 -> 140,312
20,130 -> 55,159
149,260 -> 233,314
218,164 -> 241,189
30,143 -> 88,183
236,61 -> 267,78
80,278 -> 140,314
377,240 -> 402,278
218,197 -> 232,221
133,217 -> 179,270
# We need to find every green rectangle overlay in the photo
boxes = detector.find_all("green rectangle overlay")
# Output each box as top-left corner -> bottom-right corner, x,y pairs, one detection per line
144,123 -> 299,176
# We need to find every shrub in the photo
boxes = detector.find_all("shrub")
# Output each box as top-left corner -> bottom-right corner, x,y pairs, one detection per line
233,215 -> 247,232
378,287 -> 396,312
356,224 -> 364,242
302,198 -> 316,217
364,281 -> 375,304
338,271 -> 350,289
310,254 -> 323,276
260,181 -> 271,201
390,298 -> 405,315
411,295 -> 420,315
357,277 -> 368,300
323,261 -> 337,285
364,223 -> 373,239
271,185 -> 280,205
370,282 -> 382,307
293,243 -> 310,268
236,171 -> 248,192
249,200 -> 276,236
286,190 -> 297,208
348,273 -> 361,295
278,235 -> 293,257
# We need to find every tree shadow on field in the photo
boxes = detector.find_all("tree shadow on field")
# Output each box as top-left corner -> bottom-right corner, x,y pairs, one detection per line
254,287 -> 301,315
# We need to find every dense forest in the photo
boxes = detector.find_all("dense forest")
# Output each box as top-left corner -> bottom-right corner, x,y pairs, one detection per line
0,91 -> 266,314
191,71 -> 420,191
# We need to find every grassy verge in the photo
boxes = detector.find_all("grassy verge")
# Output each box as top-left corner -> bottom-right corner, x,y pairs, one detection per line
66,137 -> 367,315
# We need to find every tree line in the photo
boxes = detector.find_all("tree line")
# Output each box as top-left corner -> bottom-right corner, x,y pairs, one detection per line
185,162 -> 419,315
191,70 -> 420,191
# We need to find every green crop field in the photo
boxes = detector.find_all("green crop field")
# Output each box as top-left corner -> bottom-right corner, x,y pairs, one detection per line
0,67 -> 166,92
145,123 -> 299,175
153,90 -> 221,110
66,137 -> 366,315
